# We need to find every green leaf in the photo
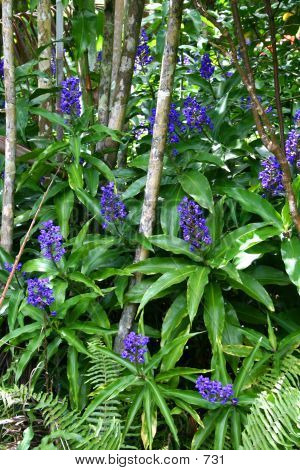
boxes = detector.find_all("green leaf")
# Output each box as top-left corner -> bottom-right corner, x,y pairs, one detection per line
192,410 -> 223,449
68,321 -> 116,336
68,272 -> 103,295
222,264 -> 274,311
58,328 -> 90,356
156,367 -> 211,382
204,283 -> 225,350
149,235 -> 202,262
160,185 -> 184,236
7,289 -> 24,332
281,237 -> 300,294
179,170 -> 213,212
22,258 -> 58,275
55,190 -> 74,239
161,294 -> 187,346
83,375 -> 138,419
83,155 -> 115,182
15,331 -> 48,382
234,337 -> 262,395
210,222 -> 277,268
122,389 -> 144,442
74,188 -> 102,222
214,408 -> 231,450
221,187 -> 282,229
160,387 -> 218,410
187,267 -> 210,323
67,346 -> 80,409
0,323 -> 42,348
138,267 -> 197,312
125,257 -> 195,275
17,427 -> 34,450
146,378 -> 179,445
68,163 -> 83,190
30,107 -> 71,130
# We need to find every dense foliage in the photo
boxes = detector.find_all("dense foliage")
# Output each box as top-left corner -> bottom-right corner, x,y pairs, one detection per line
0,0 -> 300,451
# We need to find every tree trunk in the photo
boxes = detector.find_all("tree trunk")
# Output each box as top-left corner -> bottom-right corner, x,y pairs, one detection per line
114,0 -> 184,353
37,0 -> 52,136
104,0 -> 145,168
110,0 -> 124,109
1,0 -> 16,254
56,0 -> 64,142
97,0 -> 114,127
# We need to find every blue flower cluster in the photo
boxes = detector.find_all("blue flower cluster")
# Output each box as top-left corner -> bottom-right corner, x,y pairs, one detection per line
27,278 -> 55,311
285,129 -> 300,169
149,103 -> 185,144
258,155 -> 284,197
182,96 -> 213,133
121,332 -> 149,364
177,197 -> 212,251
38,220 -> 65,263
100,182 -> 127,229
135,28 -> 153,71
60,76 -> 81,117
200,53 -> 215,79
0,58 -> 4,80
294,109 -> 300,124
3,262 -> 22,272
241,95 -> 272,114
97,51 -> 102,63
195,375 -> 237,405
149,98 -> 213,149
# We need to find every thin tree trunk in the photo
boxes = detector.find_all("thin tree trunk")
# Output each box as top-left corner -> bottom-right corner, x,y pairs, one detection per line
110,0 -> 124,109
1,0 -> 16,254
104,0 -> 145,168
37,0 -> 52,136
193,0 -> 300,234
114,0 -> 184,353
97,0 -> 114,127
263,0 -> 285,152
56,0 -> 64,142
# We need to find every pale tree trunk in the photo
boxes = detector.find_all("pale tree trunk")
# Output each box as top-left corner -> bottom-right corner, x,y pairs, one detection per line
104,0 -> 145,168
97,0 -> 115,127
56,0 -> 64,141
110,0 -> 124,109
114,0 -> 184,353
1,0 -> 16,254
37,0 -> 52,136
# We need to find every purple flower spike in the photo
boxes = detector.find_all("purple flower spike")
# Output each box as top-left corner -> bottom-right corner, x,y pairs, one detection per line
285,129 -> 300,167
121,332 -> 149,364
196,375 -> 236,404
258,155 -> 284,197
182,96 -> 213,133
200,53 -> 215,79
0,58 -> 4,80
294,109 -> 300,124
27,278 -> 55,310
3,262 -> 22,272
38,220 -> 65,262
134,28 -> 153,71
100,182 -> 127,229
60,76 -> 81,117
177,197 -> 212,251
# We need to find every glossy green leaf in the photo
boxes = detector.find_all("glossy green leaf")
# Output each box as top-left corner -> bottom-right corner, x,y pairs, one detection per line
55,190 -> 74,239
138,267 -> 197,312
146,378 -> 179,445
179,170 -> 213,212
204,283 -> 225,350
187,267 -> 210,323
281,237 -> 300,294
67,346 -> 80,409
